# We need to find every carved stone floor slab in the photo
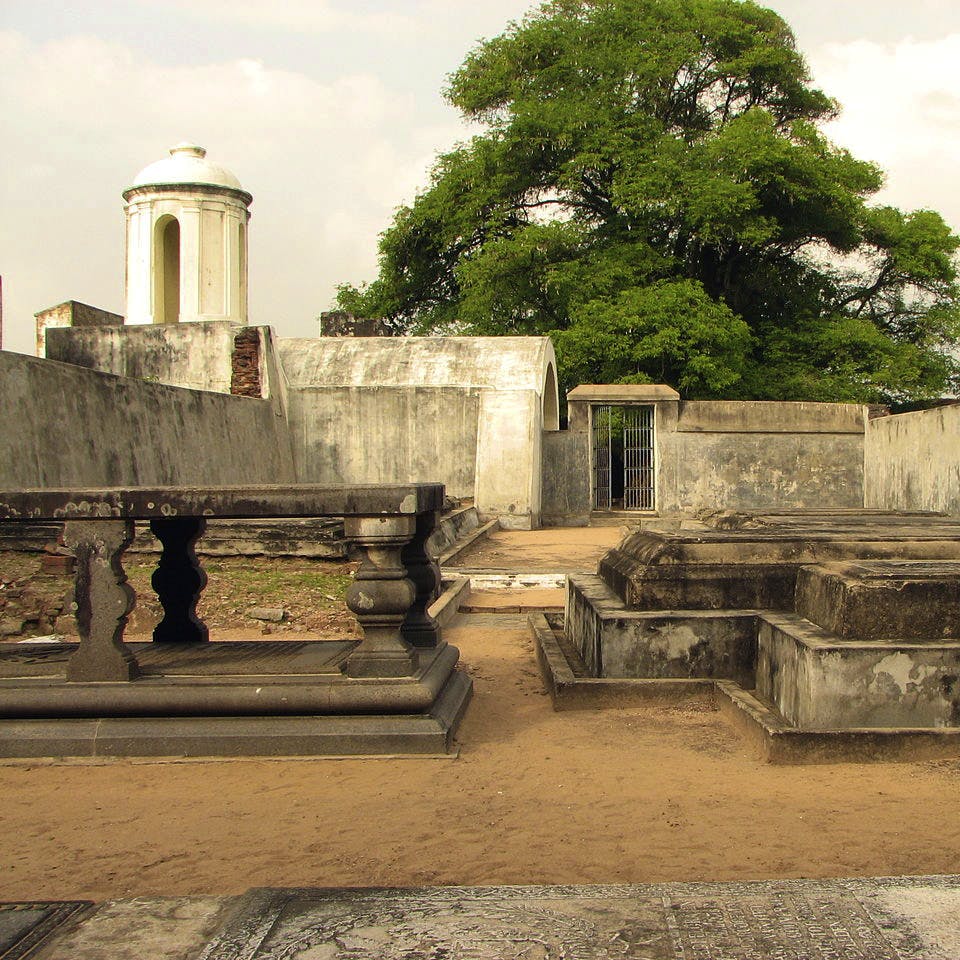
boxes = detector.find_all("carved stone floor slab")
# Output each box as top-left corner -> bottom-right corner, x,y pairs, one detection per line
198,877 -> 960,960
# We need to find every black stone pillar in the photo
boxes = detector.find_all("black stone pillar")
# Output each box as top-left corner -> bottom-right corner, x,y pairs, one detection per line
150,516 -> 209,644
400,510 -> 442,648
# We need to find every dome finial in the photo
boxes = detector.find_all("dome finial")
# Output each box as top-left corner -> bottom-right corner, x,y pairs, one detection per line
170,142 -> 206,159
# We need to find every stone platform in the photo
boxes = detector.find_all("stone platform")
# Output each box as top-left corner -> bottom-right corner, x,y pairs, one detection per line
553,512 -> 960,759
12,877 -> 960,959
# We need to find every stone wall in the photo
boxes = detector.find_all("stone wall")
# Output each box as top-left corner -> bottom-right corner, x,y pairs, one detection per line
277,336 -> 559,529
35,301 -> 123,357
541,431 -> 591,527
864,404 -> 960,515
668,401 -> 866,513
46,321 -> 240,394
563,392 -> 866,517
0,352 -> 295,488
286,386 -> 480,496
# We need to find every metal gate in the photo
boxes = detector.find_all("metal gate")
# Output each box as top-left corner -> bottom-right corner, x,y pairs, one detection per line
592,404 -> 655,510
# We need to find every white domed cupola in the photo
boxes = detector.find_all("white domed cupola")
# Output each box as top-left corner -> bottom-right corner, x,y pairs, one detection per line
122,143 -> 252,326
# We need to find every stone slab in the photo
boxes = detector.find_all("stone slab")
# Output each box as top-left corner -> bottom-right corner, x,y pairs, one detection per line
33,897 -> 226,960
598,516 -> 960,612
0,901 -> 90,959
0,483 -> 445,522
196,878 -> 960,960
0,643 -> 460,718
796,561 -> 960,639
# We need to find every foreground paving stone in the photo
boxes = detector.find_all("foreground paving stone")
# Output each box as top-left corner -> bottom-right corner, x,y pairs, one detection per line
0,901 -> 89,959
195,877 -> 960,960
33,897 -> 228,960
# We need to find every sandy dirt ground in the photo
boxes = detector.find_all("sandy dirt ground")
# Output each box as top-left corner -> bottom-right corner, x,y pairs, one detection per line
448,526 -> 626,571
2,611 -> 960,901
2,526 -> 959,901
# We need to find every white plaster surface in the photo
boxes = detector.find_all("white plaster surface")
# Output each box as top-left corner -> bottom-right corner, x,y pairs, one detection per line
865,405 -> 960,516
124,145 -> 250,327
277,336 -> 557,393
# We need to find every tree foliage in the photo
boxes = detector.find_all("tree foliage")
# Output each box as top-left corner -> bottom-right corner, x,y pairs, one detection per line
338,0 -> 960,401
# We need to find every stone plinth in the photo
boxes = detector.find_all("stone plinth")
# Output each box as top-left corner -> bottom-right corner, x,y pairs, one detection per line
757,612 -> 960,730
598,513 -> 960,611
796,561 -> 960,640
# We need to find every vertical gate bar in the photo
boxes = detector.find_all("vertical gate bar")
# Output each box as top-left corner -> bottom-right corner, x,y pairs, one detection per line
621,404 -> 656,511
592,405 -> 613,510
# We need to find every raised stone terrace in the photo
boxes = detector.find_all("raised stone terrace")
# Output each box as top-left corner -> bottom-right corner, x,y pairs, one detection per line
551,510 -> 960,760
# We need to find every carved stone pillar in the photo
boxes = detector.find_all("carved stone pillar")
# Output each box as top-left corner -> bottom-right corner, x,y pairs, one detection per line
343,516 -> 418,678
150,517 -> 209,644
400,510 -> 442,649
62,520 -> 140,682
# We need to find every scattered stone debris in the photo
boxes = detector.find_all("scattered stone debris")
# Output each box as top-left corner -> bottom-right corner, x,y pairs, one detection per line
0,618 -> 25,637
246,606 -> 288,623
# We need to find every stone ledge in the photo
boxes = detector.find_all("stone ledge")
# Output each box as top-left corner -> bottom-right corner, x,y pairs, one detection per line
0,669 -> 472,759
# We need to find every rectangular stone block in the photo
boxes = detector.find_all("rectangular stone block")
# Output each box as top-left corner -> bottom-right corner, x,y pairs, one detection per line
796,561 -> 960,640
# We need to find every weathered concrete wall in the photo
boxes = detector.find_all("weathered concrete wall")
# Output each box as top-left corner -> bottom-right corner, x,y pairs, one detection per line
865,405 -> 960,515
541,431 -> 591,527
46,321 -> 241,395
35,301 -> 123,358
0,352 -> 295,488
564,392 -> 864,516
278,336 -> 558,527
668,400 -> 865,513
286,386 -> 478,496
475,390 -> 543,529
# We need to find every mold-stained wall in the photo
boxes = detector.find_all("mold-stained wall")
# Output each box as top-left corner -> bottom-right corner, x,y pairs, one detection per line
0,352 -> 295,488
673,400 -> 866,513
865,404 -> 960,516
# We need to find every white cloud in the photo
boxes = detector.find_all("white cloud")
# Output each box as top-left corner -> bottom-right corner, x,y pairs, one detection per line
808,35 -> 960,227
138,0 -> 416,35
0,30 -> 467,354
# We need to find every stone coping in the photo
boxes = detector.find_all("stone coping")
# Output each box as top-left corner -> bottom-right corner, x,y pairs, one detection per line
567,383 -> 680,401
0,483 -> 446,521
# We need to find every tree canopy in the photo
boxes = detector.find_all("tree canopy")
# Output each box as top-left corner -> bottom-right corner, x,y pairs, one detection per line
337,0 -> 960,402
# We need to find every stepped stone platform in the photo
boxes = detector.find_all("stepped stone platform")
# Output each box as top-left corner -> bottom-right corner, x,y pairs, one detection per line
549,511 -> 960,760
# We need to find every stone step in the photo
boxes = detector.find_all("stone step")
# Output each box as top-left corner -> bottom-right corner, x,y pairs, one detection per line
458,588 -> 565,614
795,560 -> 960,640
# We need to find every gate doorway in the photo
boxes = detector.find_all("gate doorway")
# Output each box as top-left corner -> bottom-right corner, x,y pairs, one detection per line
591,404 -> 656,511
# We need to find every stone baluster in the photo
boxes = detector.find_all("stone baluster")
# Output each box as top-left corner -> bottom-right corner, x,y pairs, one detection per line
149,517 -> 209,644
343,516 -> 419,678
400,510 -> 442,649
62,520 -> 140,682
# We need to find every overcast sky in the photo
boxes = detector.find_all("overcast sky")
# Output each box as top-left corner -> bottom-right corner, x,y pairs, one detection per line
1,0 -> 958,356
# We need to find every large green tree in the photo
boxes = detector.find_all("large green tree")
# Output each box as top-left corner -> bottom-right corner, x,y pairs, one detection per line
338,0 -> 960,402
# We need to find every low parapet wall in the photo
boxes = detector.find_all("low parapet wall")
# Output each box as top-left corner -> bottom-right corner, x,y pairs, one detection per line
0,352 -> 296,488
865,404 -> 960,515
665,400 -> 866,514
